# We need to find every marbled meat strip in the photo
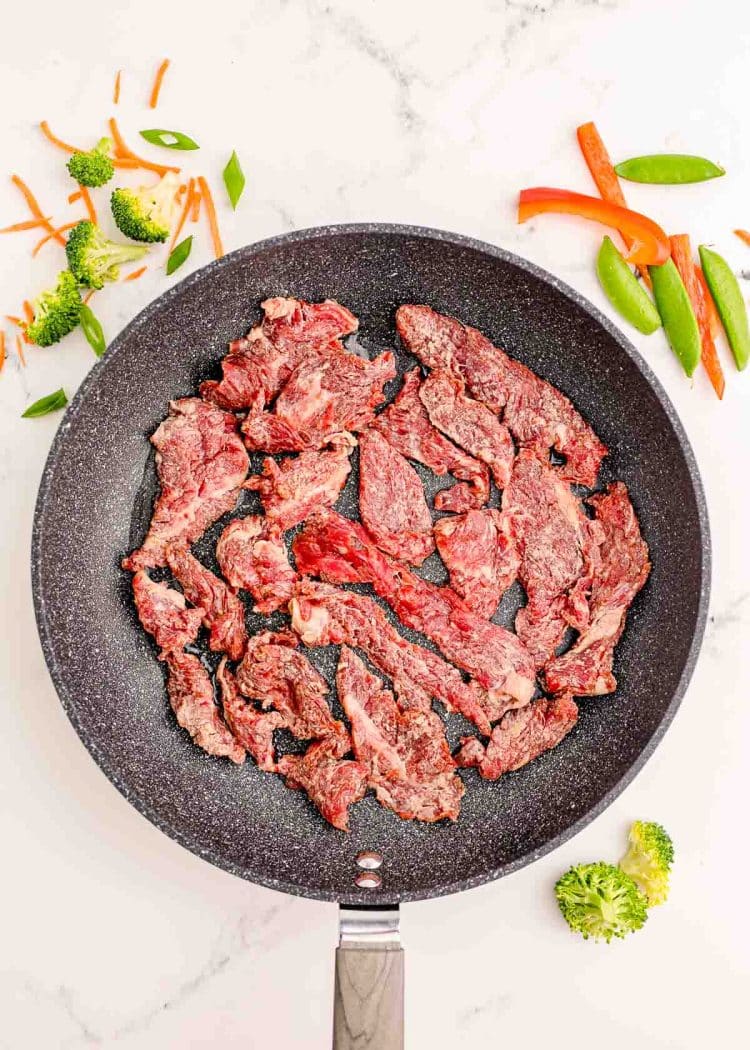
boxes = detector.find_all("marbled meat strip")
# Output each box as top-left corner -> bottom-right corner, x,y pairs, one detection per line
246,443 -> 354,531
132,571 -> 203,656
216,658 -> 283,771
165,543 -> 247,661
277,734 -> 368,832
164,650 -> 245,764
216,516 -> 297,614
433,509 -> 519,618
122,398 -> 248,572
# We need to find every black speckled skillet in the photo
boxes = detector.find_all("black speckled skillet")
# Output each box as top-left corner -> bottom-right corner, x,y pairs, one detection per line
32,225 -> 710,1049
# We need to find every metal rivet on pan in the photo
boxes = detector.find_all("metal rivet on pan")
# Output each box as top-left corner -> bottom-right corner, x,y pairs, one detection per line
356,850 -> 383,870
354,871 -> 382,889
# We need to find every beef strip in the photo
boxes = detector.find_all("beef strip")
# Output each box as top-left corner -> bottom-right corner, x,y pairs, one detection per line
544,483 -> 650,696
290,579 -> 493,735
371,369 -> 490,512
277,735 -> 368,832
122,398 -> 248,572
236,629 -> 345,742
456,693 -> 578,779
504,449 -> 602,667
165,543 -> 247,661
434,509 -> 519,618
164,650 -> 245,764
337,647 -> 464,822
293,511 -> 536,718
358,429 -> 434,565
216,516 -> 297,614
419,368 -> 515,490
242,348 -> 396,453
216,658 -> 283,771
396,305 -> 607,487
132,571 -> 203,655
200,297 -> 358,411
245,443 -> 354,531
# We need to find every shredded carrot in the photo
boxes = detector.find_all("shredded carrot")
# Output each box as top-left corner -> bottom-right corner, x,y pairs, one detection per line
0,217 -> 51,234
68,190 -> 83,205
83,290 -> 96,304
108,117 -> 179,177
23,301 -> 34,325
191,185 -> 201,222
40,121 -> 155,170
671,234 -> 724,399
39,120 -> 81,154
734,229 -> 750,248
197,176 -> 224,259
5,316 -> 24,327
149,59 -> 170,109
11,175 -> 66,246
170,178 -> 195,251
32,221 -> 78,257
79,186 -> 97,225
125,266 -> 147,281
16,334 -> 26,367
0,331 -> 5,373
113,69 -> 122,105
695,265 -> 722,341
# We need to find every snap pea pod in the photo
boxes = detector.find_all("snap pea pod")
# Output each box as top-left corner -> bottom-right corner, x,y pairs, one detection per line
648,259 -> 702,377
80,304 -> 106,358
615,154 -> 725,185
596,236 -> 661,334
699,245 -> 750,370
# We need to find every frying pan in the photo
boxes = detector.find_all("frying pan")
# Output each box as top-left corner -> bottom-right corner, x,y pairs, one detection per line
32,224 -> 710,1048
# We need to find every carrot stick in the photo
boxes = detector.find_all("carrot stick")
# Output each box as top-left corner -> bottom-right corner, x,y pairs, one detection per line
191,185 -> 201,222
734,229 -> 750,248
0,217 -> 51,234
671,234 -> 725,399
149,59 -> 170,109
125,266 -> 147,281
16,334 -> 26,367
68,190 -> 83,205
170,178 -> 195,251
577,121 -> 651,286
695,265 -> 722,341
5,316 -> 24,327
79,186 -> 97,225
113,70 -> 122,105
83,290 -> 96,305
108,117 -> 179,177
0,331 -> 5,373
10,175 -> 66,246
39,121 -> 81,153
32,221 -> 78,257
197,176 -> 224,259
23,301 -> 34,325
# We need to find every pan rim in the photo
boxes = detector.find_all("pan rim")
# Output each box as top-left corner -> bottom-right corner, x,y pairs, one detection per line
31,222 -> 711,905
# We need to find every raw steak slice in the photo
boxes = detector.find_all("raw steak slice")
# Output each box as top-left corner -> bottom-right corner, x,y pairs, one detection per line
290,579 -> 493,735
132,571 -> 203,656
293,511 -> 536,715
419,369 -> 515,490
216,658 -> 283,771
337,647 -> 464,822
371,369 -> 490,512
165,544 -> 247,661
456,694 -> 578,779
201,297 -> 358,410
504,449 -> 601,666
122,398 -> 249,572
359,429 -> 434,565
277,735 -> 368,832
246,444 -> 354,530
241,413 -> 312,453
544,483 -> 650,696
164,650 -> 245,764
434,510 -> 519,618
216,516 -> 297,614
236,629 -> 344,742
396,305 -> 607,487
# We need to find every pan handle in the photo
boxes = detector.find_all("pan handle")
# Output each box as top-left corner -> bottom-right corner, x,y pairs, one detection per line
333,905 -> 404,1050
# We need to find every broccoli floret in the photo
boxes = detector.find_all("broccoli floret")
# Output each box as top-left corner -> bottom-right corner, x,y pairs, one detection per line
555,862 -> 648,942
66,137 -> 115,188
27,271 -> 82,348
619,821 -> 674,906
65,220 -> 149,289
110,171 -> 180,243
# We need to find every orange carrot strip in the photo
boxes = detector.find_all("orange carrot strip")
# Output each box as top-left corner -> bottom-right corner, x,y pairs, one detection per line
0,331 -> 5,373
11,175 -> 66,246
170,178 -> 195,251
83,290 -> 96,305
125,266 -> 147,281
0,217 -> 51,234
671,235 -> 725,400
197,176 -> 224,259
191,185 -> 201,222
39,120 -> 81,153
695,265 -> 722,341
149,59 -> 170,109
734,229 -> 750,248
68,190 -> 83,205
23,301 -> 34,325
16,334 -> 26,366
5,316 -> 22,327
32,221 -> 78,257
577,121 -> 651,286
108,117 -> 178,177
113,70 -> 122,105
79,186 -> 97,225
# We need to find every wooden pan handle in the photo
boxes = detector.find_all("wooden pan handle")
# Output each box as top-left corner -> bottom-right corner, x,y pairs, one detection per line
333,906 -> 404,1049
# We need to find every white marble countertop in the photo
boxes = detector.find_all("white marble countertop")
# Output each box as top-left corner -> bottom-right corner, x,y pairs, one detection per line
2,1 -> 749,1046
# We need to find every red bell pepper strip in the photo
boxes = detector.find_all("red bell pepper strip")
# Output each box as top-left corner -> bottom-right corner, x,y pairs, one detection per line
670,234 -> 725,399
518,188 -> 670,266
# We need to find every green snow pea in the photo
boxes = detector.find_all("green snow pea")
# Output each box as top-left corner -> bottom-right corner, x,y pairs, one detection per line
698,245 -> 750,371
596,236 -> 661,335
648,259 -> 702,377
615,154 -> 725,185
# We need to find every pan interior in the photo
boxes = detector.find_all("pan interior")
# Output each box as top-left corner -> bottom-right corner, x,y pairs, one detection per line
32,225 -> 709,905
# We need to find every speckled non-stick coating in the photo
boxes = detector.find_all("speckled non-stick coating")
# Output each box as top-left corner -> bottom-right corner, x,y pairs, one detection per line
31,225 -> 710,905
